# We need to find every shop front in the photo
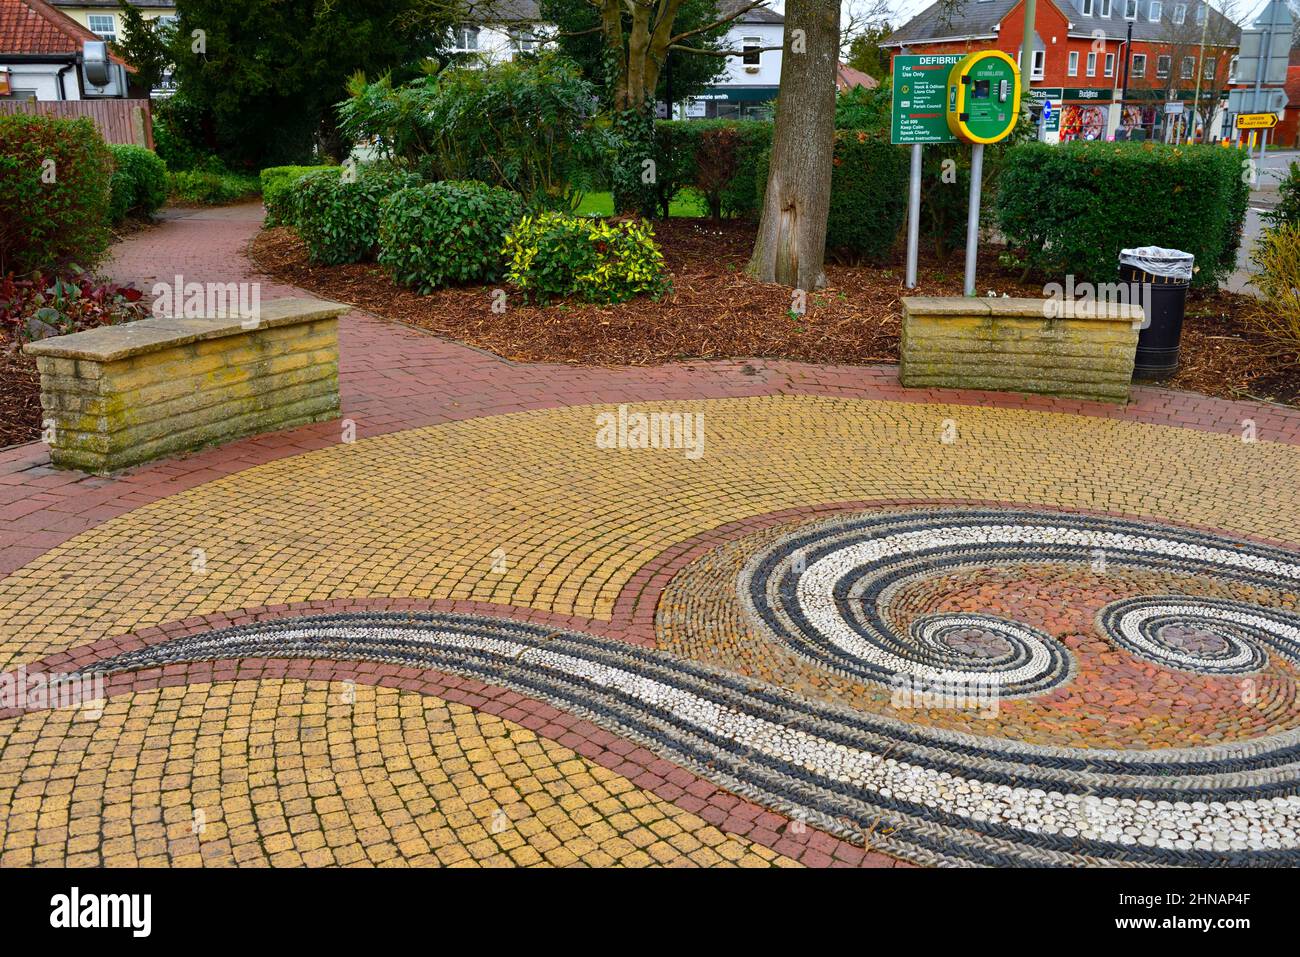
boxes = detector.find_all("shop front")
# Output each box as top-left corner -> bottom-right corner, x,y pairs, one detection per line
683,85 -> 778,121
1058,88 -> 1114,142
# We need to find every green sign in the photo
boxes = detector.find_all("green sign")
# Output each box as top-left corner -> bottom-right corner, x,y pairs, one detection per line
891,54 -> 962,144
1026,87 -> 1064,104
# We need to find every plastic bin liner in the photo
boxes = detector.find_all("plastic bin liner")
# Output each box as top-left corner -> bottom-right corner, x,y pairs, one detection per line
1118,247 -> 1194,281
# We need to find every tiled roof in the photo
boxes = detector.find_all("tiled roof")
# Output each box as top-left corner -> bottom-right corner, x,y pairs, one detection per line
836,62 -> 880,89
888,0 -> 1239,46
0,0 -> 101,55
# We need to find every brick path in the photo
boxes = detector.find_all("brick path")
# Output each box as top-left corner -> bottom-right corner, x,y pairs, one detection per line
1,205 -> 1299,867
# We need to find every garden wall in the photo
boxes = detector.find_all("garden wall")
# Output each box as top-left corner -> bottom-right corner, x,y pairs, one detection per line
900,297 -> 1143,403
26,297 -> 347,473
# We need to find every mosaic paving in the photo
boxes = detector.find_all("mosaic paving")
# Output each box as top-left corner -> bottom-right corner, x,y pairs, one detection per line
4,395 -> 1300,868
62,598 -> 1300,867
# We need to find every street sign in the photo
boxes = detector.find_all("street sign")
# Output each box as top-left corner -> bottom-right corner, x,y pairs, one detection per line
946,50 -> 1022,145
1236,112 -> 1279,129
1237,0 -> 1293,86
1228,87 -> 1288,114
890,53 -> 963,144
1042,101 -> 1052,122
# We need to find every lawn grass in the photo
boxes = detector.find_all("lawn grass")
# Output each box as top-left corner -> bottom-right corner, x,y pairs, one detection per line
575,189 -> 709,218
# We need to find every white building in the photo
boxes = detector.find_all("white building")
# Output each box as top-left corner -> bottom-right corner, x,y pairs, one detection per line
458,0 -> 786,120
1,0 -> 133,100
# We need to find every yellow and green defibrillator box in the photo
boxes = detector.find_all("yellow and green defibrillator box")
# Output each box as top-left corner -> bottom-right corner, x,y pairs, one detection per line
946,50 -> 1021,144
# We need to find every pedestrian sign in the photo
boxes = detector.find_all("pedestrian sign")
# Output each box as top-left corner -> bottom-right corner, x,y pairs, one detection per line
890,54 -> 962,144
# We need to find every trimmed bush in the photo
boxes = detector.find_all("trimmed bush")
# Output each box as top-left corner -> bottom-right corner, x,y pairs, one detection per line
377,180 -> 524,292
168,168 -> 261,205
0,113 -> 113,273
294,168 -> 420,265
108,144 -> 168,224
503,213 -> 669,304
260,164 -> 338,227
997,141 -> 1249,288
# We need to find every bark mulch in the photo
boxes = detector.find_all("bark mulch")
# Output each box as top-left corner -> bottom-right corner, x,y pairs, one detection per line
2,221 -> 1295,450
250,218 -> 1297,407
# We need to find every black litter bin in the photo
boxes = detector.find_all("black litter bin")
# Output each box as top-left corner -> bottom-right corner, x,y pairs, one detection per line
1119,247 -> 1195,380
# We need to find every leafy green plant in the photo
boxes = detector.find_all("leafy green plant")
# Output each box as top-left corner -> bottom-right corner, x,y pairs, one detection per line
502,213 -> 670,304
260,164 -> 339,227
377,181 -> 524,292
108,144 -> 168,223
339,54 -> 609,208
294,167 -> 420,264
1264,161 -> 1300,232
167,168 -> 262,205
0,114 -> 113,273
998,141 -> 1249,288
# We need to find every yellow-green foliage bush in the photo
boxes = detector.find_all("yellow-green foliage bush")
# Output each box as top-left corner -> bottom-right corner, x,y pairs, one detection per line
1249,223 -> 1300,353
502,213 -> 669,304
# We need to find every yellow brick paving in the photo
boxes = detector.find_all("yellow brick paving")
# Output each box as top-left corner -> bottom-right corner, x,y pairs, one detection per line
0,679 -> 793,867
1,395 -> 1298,868
1,396 -> 1297,674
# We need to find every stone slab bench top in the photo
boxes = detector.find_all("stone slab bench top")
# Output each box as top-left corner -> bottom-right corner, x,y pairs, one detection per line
902,296 -> 1145,324
24,297 -> 351,363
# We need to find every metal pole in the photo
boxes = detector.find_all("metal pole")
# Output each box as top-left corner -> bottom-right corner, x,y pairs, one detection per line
905,143 -> 922,289
963,143 -> 984,298
1188,0 -> 1211,144
1020,0 -> 1039,114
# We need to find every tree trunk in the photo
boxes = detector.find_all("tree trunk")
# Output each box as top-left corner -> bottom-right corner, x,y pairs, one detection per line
746,0 -> 838,290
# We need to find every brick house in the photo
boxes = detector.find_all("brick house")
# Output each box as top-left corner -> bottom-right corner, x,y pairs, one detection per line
884,0 -> 1240,143
0,0 -> 134,99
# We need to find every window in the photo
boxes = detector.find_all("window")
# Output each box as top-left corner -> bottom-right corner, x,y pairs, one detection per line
1157,54 -> 1170,77
87,14 -> 116,42
1032,49 -> 1045,80
1082,0 -> 1095,13
1068,50 -> 1080,75
1203,56 -> 1215,78
510,29 -> 538,54
1087,51 -> 1097,76
1173,3 -> 1186,23
742,36 -> 762,65
1124,0 -> 1138,19
1229,55 -> 1239,82
1149,1 -> 1162,20
1101,0 -> 1113,14
1196,4 -> 1206,23
451,25 -> 478,50
1132,53 -> 1146,77
1181,56 -> 1194,78
1105,52 -> 1116,76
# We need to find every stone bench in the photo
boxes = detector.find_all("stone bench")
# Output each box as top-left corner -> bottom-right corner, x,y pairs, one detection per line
25,297 -> 348,474
900,296 -> 1144,404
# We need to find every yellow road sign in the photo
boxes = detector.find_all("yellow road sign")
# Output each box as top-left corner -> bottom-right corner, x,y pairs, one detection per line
1236,112 -> 1279,130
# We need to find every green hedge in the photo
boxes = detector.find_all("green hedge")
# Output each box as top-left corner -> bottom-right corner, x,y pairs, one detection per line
997,141 -> 1249,288
377,180 -> 524,292
295,168 -> 422,265
0,114 -> 113,273
108,144 -> 168,224
260,165 -> 338,227
503,213 -> 670,304
168,168 -> 262,205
